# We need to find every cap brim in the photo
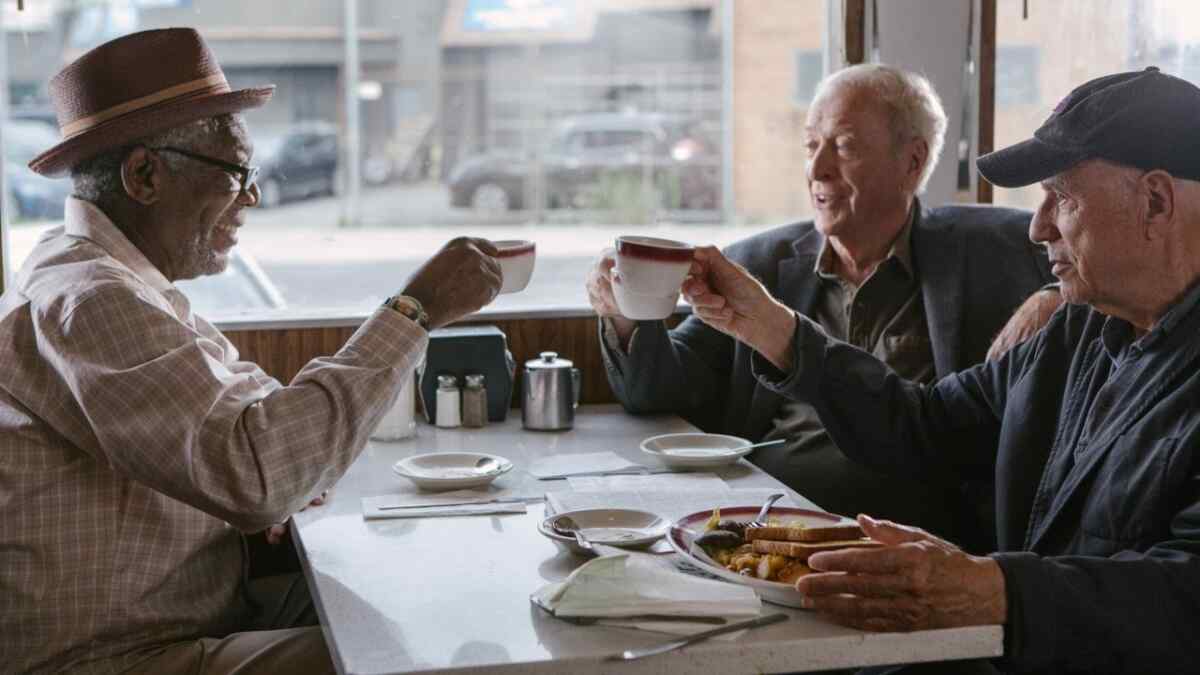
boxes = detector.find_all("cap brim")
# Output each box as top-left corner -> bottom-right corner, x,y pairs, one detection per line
29,85 -> 275,177
977,137 -> 1086,189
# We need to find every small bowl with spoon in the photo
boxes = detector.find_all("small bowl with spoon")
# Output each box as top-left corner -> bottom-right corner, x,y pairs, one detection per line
640,434 -> 785,470
539,508 -> 669,556
392,452 -> 513,491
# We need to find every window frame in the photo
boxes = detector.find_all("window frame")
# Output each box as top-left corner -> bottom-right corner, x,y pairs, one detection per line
0,0 -> 1007,322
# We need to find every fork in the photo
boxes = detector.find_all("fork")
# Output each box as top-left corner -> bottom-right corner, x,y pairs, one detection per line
748,492 -> 785,528
605,612 -> 789,661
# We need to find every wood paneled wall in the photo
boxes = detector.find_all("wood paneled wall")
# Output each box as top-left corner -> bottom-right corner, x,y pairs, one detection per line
224,315 -> 682,406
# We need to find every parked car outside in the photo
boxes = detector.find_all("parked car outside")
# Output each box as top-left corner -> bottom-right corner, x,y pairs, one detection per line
4,120 -> 73,221
447,112 -> 719,214
252,122 -> 340,208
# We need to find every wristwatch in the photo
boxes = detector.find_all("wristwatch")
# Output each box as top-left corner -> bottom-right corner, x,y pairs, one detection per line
383,294 -> 430,329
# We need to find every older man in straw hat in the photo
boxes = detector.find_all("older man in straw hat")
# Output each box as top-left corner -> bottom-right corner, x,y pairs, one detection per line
0,29 -> 501,674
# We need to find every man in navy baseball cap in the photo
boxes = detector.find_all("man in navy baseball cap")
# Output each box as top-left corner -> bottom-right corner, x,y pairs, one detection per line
672,66 -> 1200,673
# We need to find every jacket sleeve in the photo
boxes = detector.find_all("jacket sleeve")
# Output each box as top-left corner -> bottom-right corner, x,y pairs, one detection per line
993,488 -> 1200,673
48,284 -> 427,532
750,311 -> 1037,481
601,313 -> 735,418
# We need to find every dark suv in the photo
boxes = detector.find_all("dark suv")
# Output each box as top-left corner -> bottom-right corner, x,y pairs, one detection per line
5,120 -> 73,221
448,113 -> 718,213
253,122 -> 340,208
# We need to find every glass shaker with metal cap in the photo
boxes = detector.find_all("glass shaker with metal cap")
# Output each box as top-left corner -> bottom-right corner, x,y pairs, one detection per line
522,351 -> 581,431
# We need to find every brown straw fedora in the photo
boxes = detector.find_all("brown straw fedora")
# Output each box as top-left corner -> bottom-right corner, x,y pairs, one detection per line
29,27 -> 274,177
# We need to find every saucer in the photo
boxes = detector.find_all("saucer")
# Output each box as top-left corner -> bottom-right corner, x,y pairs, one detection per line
640,433 -> 754,469
538,508 -> 669,556
392,452 -> 514,491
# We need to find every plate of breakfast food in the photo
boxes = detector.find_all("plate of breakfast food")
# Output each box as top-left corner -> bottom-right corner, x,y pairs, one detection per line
667,506 -> 881,608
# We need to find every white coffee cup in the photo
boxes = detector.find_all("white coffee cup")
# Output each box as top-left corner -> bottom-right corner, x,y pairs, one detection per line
494,240 -> 536,294
612,236 -> 694,320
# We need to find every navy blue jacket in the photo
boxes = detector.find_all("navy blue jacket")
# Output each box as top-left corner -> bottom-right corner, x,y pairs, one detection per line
757,282 -> 1200,674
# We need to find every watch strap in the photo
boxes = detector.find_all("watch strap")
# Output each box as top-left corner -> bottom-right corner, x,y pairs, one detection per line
384,294 -> 430,329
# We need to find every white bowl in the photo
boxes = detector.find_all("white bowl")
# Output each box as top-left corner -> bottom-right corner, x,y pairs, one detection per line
668,506 -> 856,608
494,240 -> 536,294
641,432 -> 754,469
538,508 -> 669,556
392,452 -> 513,491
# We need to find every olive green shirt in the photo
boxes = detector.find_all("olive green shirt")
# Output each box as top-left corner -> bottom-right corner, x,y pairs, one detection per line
763,209 -> 935,448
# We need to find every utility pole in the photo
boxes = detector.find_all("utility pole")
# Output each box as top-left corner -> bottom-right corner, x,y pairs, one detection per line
342,0 -> 362,227
0,3 -> 11,293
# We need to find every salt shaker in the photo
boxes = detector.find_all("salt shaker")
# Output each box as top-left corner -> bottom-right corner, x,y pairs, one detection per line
435,375 -> 461,428
461,373 -> 488,428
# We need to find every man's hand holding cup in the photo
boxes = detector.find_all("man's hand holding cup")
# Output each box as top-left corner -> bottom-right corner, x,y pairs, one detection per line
683,246 -> 797,371
402,237 -> 503,329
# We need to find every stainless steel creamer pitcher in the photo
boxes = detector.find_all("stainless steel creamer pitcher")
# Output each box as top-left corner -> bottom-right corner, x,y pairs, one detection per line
521,351 -> 581,431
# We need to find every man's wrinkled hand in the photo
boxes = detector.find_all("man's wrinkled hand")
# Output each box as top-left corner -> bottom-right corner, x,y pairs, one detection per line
265,491 -> 328,546
794,515 -> 1007,632
683,246 -> 796,370
987,288 -> 1063,361
585,248 -> 637,345
401,237 -> 503,329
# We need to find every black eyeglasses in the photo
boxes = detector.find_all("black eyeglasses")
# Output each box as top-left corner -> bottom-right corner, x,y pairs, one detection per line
151,146 -> 260,197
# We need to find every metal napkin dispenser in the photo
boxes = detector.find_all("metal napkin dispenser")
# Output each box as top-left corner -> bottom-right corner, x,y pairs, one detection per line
419,325 -> 514,423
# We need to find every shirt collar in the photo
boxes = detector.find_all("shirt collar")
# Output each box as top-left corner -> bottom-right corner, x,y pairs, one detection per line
64,197 -> 174,294
1099,278 -> 1200,359
815,203 -> 918,282
1138,278 -> 1200,351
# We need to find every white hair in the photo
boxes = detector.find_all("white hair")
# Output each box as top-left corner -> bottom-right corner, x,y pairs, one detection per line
70,114 -> 240,206
813,64 -> 948,194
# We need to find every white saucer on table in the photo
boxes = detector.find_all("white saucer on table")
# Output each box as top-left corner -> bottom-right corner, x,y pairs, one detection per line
640,432 -> 755,469
392,452 -> 513,491
538,508 -> 669,556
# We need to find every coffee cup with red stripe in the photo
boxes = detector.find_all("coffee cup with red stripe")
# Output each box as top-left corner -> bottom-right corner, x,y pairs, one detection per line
612,236 -> 695,320
494,240 -> 537,294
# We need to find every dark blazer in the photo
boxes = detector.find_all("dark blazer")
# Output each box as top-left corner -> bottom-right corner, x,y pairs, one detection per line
603,203 -> 1054,441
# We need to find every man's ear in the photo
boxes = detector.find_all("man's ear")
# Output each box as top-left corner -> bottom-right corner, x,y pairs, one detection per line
905,137 -> 929,193
121,147 -> 163,205
1140,170 -> 1176,240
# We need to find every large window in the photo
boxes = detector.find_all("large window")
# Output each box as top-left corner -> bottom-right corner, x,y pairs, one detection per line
1,0 -> 826,322
993,0 -> 1200,210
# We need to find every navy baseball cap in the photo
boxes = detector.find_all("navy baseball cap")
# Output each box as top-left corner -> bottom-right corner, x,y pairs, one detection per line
977,67 -> 1200,188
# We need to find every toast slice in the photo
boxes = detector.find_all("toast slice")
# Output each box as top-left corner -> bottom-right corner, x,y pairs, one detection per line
744,523 -> 865,543
751,538 -> 883,561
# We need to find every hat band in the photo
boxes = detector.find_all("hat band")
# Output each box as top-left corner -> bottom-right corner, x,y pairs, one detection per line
60,73 -> 231,138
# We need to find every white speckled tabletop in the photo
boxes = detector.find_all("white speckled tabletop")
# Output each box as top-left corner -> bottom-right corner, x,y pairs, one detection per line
292,405 -> 1002,675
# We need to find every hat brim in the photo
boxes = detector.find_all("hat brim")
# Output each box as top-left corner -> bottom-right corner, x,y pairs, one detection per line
977,137 -> 1087,189
28,85 -> 275,177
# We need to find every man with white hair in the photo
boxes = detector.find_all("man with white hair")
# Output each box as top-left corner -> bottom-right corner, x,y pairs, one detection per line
587,64 -> 1057,548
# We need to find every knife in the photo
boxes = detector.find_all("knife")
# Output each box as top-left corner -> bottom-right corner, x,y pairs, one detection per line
605,612 -> 789,661
377,497 -> 542,511
535,467 -> 678,480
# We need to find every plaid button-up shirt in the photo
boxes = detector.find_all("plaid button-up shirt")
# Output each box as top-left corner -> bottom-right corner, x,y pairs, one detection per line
0,198 -> 427,674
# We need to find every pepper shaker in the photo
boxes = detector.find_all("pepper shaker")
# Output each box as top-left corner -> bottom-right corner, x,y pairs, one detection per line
461,374 -> 488,428
435,375 -> 461,428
